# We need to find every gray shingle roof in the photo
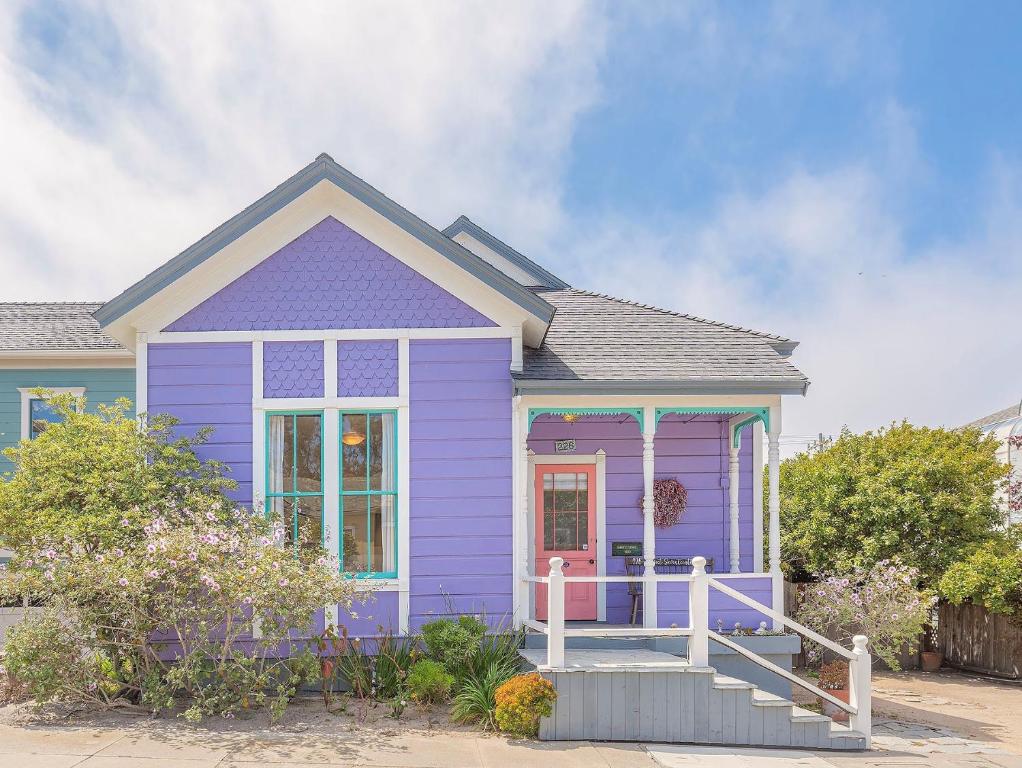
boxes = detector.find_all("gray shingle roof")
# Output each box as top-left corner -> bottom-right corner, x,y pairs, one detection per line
963,402 -> 1022,431
0,303 -> 126,352
517,289 -> 808,393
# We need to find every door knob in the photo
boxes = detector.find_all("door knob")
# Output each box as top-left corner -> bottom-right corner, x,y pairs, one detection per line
588,559 -> 595,564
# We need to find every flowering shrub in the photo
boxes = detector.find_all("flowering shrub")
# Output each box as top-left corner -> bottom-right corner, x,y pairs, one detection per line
494,672 -> 557,737
795,560 -> 931,670
641,478 -> 688,528
1,505 -> 355,721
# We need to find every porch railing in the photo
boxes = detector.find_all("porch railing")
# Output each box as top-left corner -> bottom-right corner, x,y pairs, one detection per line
523,556 -> 871,745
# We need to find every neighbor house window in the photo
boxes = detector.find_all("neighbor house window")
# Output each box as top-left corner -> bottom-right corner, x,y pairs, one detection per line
340,411 -> 397,577
266,412 -> 323,548
18,387 -> 86,440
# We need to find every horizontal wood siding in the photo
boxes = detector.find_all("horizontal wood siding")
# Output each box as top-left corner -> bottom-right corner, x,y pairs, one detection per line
408,338 -> 513,628
147,343 -> 253,505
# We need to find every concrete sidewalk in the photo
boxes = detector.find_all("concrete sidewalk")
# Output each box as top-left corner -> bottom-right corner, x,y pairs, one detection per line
2,721 -> 1021,768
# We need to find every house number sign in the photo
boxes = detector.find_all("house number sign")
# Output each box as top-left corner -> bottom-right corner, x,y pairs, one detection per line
554,439 -> 576,453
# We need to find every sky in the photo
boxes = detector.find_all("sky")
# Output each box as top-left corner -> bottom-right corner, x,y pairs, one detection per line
1,0 -> 1020,452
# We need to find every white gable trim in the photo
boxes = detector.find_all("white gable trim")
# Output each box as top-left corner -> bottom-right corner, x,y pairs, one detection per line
108,181 -> 545,349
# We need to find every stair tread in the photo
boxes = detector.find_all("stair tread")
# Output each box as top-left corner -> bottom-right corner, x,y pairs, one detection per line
790,705 -> 833,723
713,675 -> 756,689
829,723 -> 867,737
751,690 -> 794,707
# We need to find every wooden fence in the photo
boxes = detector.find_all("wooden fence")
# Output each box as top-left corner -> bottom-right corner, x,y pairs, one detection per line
937,601 -> 1022,679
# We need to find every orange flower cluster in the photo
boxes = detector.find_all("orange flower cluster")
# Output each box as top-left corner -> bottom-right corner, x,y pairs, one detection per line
493,672 -> 558,737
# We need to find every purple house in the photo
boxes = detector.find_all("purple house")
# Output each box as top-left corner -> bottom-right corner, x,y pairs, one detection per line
9,156 -> 876,748
85,154 -> 809,639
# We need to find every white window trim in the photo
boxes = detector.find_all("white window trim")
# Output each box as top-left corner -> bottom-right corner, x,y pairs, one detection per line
18,387 -> 86,440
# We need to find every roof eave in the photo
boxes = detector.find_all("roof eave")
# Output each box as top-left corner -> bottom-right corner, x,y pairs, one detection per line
512,378 -> 810,397
95,155 -> 555,329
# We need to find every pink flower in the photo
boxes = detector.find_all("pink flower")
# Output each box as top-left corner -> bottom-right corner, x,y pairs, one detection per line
278,578 -> 289,587
95,554 -> 104,563
188,552 -> 198,561
118,577 -> 129,587
147,569 -> 160,579
120,519 -> 131,527
146,543 -> 157,554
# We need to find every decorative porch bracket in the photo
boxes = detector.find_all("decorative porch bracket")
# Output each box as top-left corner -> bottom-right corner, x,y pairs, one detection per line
653,406 -> 770,448
527,407 -> 644,432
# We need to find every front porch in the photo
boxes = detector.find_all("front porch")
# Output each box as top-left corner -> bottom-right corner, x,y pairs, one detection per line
513,400 -> 785,630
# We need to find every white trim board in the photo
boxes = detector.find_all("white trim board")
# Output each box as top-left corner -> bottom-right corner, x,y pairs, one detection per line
147,326 -> 515,344
528,451 -> 607,623
18,387 -> 86,440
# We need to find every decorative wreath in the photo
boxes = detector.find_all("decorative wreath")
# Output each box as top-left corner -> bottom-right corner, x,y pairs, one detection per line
642,478 -> 688,528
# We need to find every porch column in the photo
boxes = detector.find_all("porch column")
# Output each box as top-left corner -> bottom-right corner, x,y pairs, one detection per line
728,442 -> 741,573
767,407 -> 783,629
517,400 -> 531,625
642,406 -> 657,628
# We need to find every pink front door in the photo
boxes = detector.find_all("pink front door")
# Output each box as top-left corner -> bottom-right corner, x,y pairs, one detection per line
535,464 -> 597,621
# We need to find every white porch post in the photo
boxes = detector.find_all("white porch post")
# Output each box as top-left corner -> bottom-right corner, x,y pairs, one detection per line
768,405 -> 783,629
517,399 -> 531,625
642,406 -> 657,628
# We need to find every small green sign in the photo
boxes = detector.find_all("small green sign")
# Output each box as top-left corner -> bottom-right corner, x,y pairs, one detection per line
612,541 -> 643,557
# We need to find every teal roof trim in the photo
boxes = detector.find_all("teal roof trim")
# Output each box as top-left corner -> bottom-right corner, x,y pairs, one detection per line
442,215 -> 569,289
528,407 -> 644,433
95,154 -> 555,328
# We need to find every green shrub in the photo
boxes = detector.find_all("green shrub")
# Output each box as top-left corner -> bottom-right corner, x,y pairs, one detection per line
494,672 -> 557,737
939,538 -> 1022,616
452,660 -> 517,728
774,422 -> 1008,584
406,660 -> 453,705
465,625 -> 524,682
421,615 -> 487,677
0,394 -> 235,556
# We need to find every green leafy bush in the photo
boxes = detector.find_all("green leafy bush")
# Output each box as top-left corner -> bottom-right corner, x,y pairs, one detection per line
421,615 -> 487,677
795,559 -> 932,670
939,536 -> 1022,616
0,394 -> 235,556
774,423 -> 1008,584
494,672 -> 557,737
452,660 -> 518,728
406,660 -> 453,705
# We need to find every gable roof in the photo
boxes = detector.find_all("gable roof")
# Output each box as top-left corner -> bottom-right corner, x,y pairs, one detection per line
963,401 -> 1022,431
0,303 -> 127,354
441,215 -> 569,289
515,289 -> 808,395
94,154 -> 555,330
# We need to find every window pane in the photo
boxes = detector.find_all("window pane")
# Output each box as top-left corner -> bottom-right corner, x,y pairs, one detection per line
371,495 -> 397,574
342,495 -> 369,573
296,495 -> 323,549
295,415 -> 321,493
269,495 -> 288,530
554,511 -> 578,549
29,399 -> 64,439
341,414 -> 368,491
368,413 -> 396,491
543,512 -> 555,550
267,416 -> 289,494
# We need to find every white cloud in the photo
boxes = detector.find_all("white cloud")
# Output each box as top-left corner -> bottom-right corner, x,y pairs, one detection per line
0,0 -> 605,301
561,156 -> 1022,446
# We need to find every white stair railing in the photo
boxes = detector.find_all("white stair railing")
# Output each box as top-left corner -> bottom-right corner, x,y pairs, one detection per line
531,554 -> 872,747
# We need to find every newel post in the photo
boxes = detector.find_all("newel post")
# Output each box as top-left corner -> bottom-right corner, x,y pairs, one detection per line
547,557 -> 566,669
849,635 -> 872,744
689,556 -> 709,667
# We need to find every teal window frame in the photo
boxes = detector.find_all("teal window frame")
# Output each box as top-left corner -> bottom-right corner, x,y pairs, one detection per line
264,410 -> 325,548
339,409 -> 398,579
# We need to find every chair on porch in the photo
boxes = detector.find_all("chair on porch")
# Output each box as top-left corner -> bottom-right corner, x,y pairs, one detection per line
625,556 -> 715,625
